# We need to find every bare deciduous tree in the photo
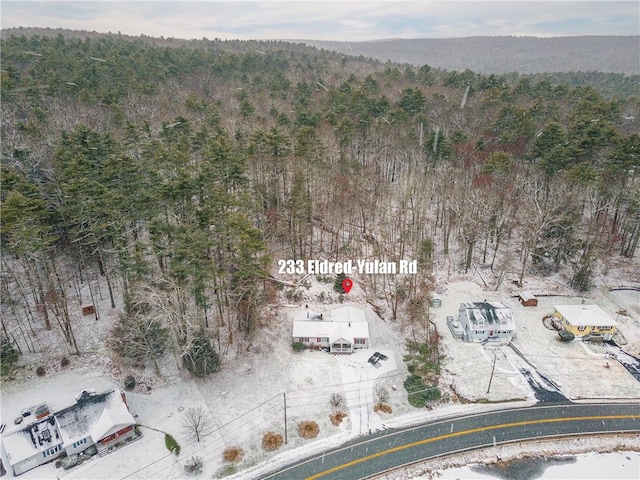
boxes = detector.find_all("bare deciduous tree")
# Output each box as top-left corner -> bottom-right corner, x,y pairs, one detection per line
181,406 -> 214,443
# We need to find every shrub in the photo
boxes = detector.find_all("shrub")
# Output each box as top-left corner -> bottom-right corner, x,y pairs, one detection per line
60,356 -> 70,368
375,386 -> 390,403
261,431 -> 284,451
329,411 -> 347,426
222,447 -> 244,463
183,330 -> 220,377
84,445 -> 98,456
1,337 -> 20,377
124,375 -> 136,390
61,454 -> 78,469
217,464 -> 237,477
329,393 -> 344,407
184,456 -> 203,475
558,330 -> 575,342
374,403 -> 393,414
403,339 -> 441,377
403,374 -> 441,408
297,421 -> 319,439
292,341 -> 305,352
36,366 -> 46,377
165,433 -> 181,456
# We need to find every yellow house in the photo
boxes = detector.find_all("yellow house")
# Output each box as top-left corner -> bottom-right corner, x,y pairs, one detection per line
553,304 -> 618,340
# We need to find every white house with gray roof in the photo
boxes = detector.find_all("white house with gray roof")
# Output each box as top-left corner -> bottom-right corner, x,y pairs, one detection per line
457,301 -> 516,343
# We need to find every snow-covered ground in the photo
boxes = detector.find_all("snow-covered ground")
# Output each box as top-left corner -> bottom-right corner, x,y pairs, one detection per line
435,280 -> 640,402
1,263 -> 639,479
437,452 -> 640,480
336,348 -> 398,436
374,434 -> 640,480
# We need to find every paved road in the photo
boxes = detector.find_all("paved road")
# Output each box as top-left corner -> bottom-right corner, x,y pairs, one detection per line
259,402 -> 640,480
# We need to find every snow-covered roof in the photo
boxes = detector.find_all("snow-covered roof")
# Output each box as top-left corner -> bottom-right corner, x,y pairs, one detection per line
519,291 -> 536,301
335,319 -> 369,340
331,306 -> 366,324
3,416 -> 62,464
554,304 -> 618,327
460,301 -> 514,327
292,306 -> 369,342
55,389 -> 134,445
293,310 -> 324,322
90,400 -> 136,441
292,320 -> 334,338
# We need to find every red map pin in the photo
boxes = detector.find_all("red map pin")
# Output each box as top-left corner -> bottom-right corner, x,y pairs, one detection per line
341,278 -> 353,294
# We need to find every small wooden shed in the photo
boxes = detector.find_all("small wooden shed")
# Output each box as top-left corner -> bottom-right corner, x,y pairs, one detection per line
518,291 -> 538,307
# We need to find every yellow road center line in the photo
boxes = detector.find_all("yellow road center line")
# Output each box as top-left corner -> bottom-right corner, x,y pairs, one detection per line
305,415 -> 638,479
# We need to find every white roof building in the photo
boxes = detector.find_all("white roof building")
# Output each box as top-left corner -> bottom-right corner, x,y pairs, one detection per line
3,412 -> 63,475
2,389 -> 137,476
55,389 -> 135,447
292,306 -> 370,353
553,304 -> 618,328
457,301 -> 516,343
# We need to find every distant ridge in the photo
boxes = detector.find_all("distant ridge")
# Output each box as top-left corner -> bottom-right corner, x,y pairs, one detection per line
301,36 -> 640,75
2,28 -> 637,75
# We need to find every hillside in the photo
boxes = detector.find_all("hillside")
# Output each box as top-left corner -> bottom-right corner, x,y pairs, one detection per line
302,36 -> 640,75
1,30 -> 639,396
1,28 -> 639,480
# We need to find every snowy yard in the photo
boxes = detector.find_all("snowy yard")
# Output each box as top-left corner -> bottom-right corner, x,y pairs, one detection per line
435,280 -> 640,402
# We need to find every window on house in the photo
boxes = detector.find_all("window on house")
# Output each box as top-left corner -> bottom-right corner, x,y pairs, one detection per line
354,338 -> 366,344
578,326 -> 586,331
302,337 -> 309,342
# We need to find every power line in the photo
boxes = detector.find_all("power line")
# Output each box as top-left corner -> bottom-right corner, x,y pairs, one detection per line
285,371 -> 406,401
152,407 -> 284,480
120,394 -> 280,479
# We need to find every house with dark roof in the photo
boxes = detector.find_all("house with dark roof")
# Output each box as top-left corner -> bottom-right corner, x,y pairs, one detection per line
457,301 -> 516,343
2,389 -> 137,476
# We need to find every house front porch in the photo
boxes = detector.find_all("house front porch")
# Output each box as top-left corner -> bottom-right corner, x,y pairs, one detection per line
330,342 -> 353,354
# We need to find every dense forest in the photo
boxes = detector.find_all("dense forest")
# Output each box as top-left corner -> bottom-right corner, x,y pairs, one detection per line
1,33 -> 639,377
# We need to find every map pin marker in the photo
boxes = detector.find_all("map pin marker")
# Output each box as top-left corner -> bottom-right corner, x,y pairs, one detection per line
342,278 -> 353,294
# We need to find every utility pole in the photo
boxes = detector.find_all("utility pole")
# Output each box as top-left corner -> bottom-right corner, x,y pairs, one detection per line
486,353 -> 497,394
283,393 -> 288,444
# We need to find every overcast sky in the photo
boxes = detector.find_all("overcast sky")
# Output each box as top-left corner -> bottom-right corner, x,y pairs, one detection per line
1,1 -> 638,41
